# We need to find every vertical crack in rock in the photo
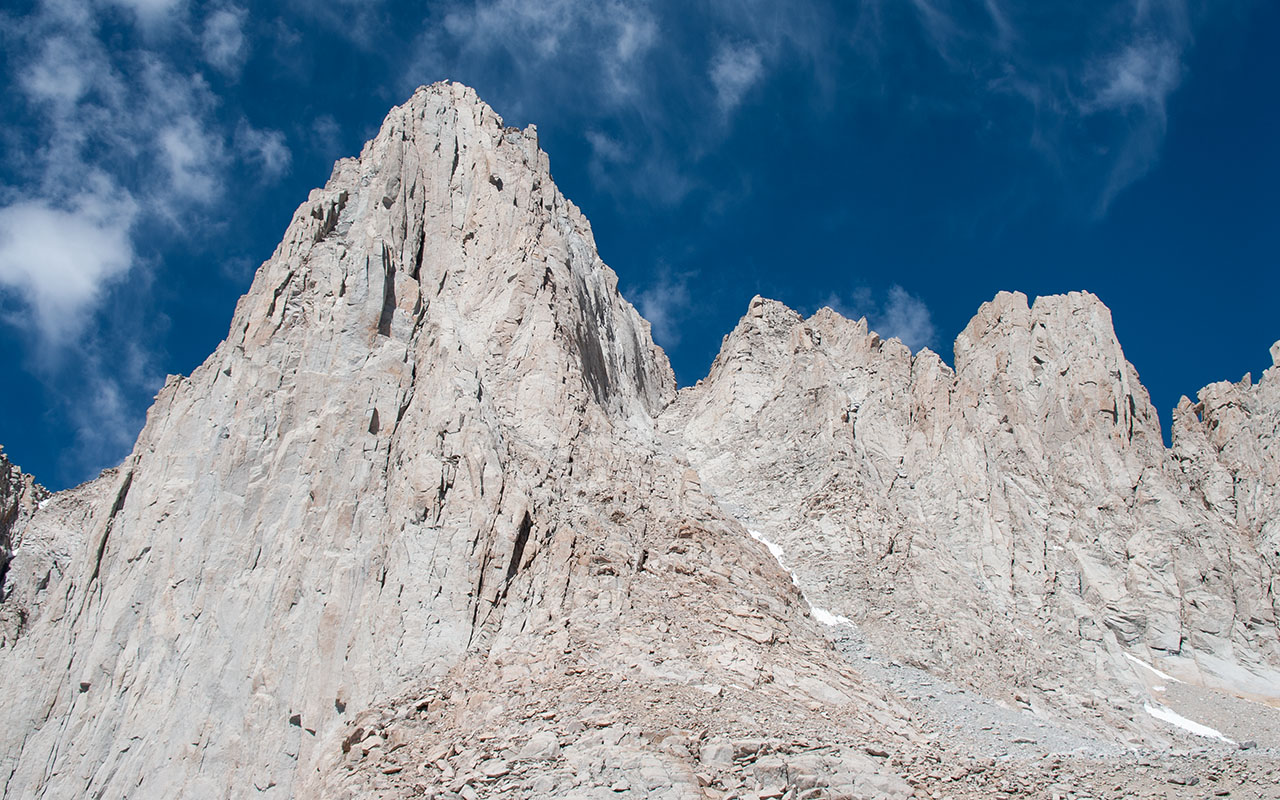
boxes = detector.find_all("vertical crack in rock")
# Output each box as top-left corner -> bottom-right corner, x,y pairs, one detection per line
87,468 -> 133,590
377,242 -> 396,337
503,510 -> 532,588
410,228 -> 425,282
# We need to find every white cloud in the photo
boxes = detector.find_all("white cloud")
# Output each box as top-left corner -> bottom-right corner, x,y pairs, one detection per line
1076,38 -> 1183,212
202,6 -> 249,75
709,43 -> 764,115
909,0 -> 959,56
585,129 -> 628,183
1086,40 -> 1181,113
405,1 -> 829,207
0,182 -> 138,345
584,129 -> 692,206
890,0 -> 1198,214
62,340 -> 163,479
0,0 -> 282,484
158,115 -> 227,203
310,114 -> 344,159
983,0 -> 1015,48
633,269 -> 692,347
102,0 -> 185,22
422,0 -> 661,112
237,122 -> 292,178
20,35 -> 95,107
821,285 -> 936,352
879,286 -> 936,351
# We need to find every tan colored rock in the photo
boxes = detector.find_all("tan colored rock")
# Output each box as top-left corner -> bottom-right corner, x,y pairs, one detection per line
662,290 -> 1280,740
0,83 -> 914,799
1,82 -> 1276,799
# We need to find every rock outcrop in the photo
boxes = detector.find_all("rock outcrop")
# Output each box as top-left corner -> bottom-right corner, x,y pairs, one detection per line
0,84 -> 914,800
0,446 -> 55,646
0,83 -> 1277,799
1173,344 -> 1280,574
662,292 -> 1280,743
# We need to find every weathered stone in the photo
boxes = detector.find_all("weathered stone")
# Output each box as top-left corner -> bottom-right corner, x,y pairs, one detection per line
662,291 -> 1280,742
516,731 -> 561,761
700,739 -> 736,770
0,81 -> 1277,800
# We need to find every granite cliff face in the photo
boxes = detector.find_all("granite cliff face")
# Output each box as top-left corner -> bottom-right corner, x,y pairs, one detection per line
0,84 -> 1277,799
662,294 -> 1280,744
0,83 -> 913,800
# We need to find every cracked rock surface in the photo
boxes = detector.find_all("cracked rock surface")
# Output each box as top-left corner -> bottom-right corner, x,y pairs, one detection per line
1,83 -> 1277,799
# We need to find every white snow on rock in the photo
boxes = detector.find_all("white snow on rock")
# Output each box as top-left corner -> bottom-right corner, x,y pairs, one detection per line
1143,703 -> 1234,743
1124,653 -> 1181,683
748,529 -> 853,627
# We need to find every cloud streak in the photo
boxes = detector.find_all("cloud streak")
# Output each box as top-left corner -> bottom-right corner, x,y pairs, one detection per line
0,0 -> 290,483
710,43 -> 764,115
633,268 -> 693,348
202,6 -> 249,76
821,285 -> 937,352
0,182 -> 138,346
912,0 -> 1198,213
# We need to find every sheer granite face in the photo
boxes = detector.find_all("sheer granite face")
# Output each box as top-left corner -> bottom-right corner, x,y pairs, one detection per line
0,83 -> 1276,800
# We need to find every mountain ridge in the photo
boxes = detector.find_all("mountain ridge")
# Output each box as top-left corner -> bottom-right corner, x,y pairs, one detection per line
1,81 -> 1277,799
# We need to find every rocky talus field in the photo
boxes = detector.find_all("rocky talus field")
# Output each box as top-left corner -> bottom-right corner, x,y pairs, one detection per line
1,83 -> 1277,800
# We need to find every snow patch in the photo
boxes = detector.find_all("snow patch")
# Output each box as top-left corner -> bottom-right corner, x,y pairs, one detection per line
1143,703 -> 1234,743
810,605 -> 854,627
747,529 -> 853,628
749,530 -> 787,564
1124,653 -> 1181,683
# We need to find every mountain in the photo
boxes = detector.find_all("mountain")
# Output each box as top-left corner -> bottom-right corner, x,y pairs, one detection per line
662,293 -> 1280,743
1,83 -> 1277,800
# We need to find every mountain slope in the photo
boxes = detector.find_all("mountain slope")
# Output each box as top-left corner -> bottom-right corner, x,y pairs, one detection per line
1,83 -> 1277,800
662,291 -> 1280,744
0,84 -> 916,800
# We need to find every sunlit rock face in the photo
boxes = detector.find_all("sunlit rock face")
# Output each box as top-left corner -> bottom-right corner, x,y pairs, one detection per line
663,290 -> 1280,734
0,82 -> 1276,800
0,83 -> 913,800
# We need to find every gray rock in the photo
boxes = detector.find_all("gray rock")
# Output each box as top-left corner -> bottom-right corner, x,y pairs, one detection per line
699,739 -> 735,770
662,290 -> 1280,743
1,80 -> 1277,800
517,731 -> 561,761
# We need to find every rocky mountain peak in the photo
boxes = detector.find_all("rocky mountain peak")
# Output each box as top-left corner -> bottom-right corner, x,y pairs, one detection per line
0,85 -> 906,799
1,85 -> 1277,799
230,80 -> 672,426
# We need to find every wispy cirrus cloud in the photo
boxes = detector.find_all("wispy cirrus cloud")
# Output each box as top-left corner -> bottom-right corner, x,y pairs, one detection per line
417,0 -> 661,114
103,0 -> 186,23
632,267 -> 694,348
0,1 -> 288,335
710,42 -> 764,115
202,5 -> 249,76
0,0 -> 286,478
884,0 -> 1202,214
821,285 -> 937,352
403,1 -> 832,206
236,121 -> 292,179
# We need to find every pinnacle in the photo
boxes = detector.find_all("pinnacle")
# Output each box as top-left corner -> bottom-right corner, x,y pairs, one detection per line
2,85 -> 1278,800
404,81 -> 490,116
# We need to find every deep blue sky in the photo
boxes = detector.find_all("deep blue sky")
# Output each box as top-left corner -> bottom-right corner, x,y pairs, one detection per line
1,0 -> 1276,490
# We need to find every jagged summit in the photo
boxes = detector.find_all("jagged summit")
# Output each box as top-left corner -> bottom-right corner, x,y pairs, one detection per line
664,283 -> 1280,730
1,84 -> 1278,799
234,80 -> 673,422
0,82 -> 911,800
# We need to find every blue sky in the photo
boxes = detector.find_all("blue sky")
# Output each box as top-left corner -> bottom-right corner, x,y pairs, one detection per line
1,0 -> 1276,489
